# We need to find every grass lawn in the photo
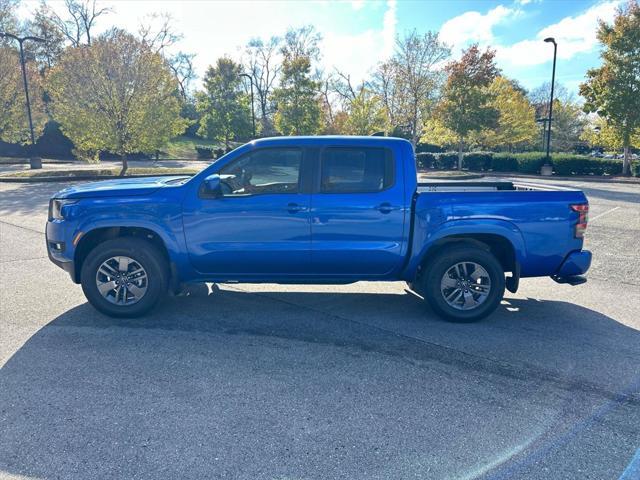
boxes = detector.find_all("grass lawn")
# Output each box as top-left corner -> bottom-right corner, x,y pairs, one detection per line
2,167 -> 201,179
160,135 -> 220,160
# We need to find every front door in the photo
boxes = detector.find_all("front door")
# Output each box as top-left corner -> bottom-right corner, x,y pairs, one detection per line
183,147 -> 311,276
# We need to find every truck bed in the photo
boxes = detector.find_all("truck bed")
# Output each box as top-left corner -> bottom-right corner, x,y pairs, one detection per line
417,181 -> 574,192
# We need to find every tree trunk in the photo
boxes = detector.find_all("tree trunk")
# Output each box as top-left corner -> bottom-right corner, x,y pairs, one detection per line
119,154 -> 128,177
623,145 -> 631,176
457,140 -> 464,171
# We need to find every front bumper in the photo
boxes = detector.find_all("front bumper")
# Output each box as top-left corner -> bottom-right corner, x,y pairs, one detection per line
46,220 -> 78,282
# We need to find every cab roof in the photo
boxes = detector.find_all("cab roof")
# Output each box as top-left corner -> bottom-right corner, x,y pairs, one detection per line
248,136 -> 412,148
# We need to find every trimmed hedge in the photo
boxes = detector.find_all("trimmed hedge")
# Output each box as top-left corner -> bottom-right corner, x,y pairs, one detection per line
416,150 -> 630,176
195,145 -> 214,159
415,152 -> 459,169
632,162 -> 640,177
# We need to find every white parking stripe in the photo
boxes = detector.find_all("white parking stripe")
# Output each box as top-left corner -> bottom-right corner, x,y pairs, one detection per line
590,206 -> 621,223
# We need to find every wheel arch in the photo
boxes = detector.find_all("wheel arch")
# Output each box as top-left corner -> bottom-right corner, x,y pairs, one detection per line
410,222 -> 525,291
73,226 -> 173,285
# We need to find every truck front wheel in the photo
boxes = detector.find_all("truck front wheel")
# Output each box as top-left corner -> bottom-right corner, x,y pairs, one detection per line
80,238 -> 168,318
421,245 -> 505,322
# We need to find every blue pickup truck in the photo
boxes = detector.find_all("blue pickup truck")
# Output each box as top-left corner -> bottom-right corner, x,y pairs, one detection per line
46,136 -> 591,322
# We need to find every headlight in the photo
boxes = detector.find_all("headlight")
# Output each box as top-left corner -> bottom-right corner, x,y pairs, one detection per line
48,199 -> 77,220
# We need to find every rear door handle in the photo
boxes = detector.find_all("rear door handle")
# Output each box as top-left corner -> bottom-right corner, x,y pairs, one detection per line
376,203 -> 398,214
287,203 -> 308,213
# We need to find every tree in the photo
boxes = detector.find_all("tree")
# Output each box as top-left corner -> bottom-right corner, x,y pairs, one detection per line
0,45 -> 47,144
580,0 -> 640,175
281,25 -> 321,62
580,116 -> 640,151
44,0 -> 111,47
196,57 -> 251,149
343,88 -> 388,136
47,29 -> 186,175
0,0 -> 20,42
0,0 -> 19,37
245,36 -> 281,135
435,44 -> 500,169
272,56 -> 321,135
480,76 -> 537,151
551,98 -> 587,152
27,3 -> 67,71
371,30 -> 450,146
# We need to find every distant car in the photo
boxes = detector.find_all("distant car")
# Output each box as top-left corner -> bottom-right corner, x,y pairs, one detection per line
46,136 -> 592,322
590,151 -> 604,158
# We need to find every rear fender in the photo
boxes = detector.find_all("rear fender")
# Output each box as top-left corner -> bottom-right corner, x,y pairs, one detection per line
403,219 -> 526,281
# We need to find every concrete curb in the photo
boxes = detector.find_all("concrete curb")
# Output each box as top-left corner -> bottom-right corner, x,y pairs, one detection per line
0,173 -> 194,183
473,171 -> 640,185
419,173 -> 484,180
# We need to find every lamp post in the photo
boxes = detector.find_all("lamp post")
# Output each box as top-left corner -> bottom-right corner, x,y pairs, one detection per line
0,32 -> 45,169
239,73 -> 256,139
536,118 -> 549,151
542,37 -> 557,176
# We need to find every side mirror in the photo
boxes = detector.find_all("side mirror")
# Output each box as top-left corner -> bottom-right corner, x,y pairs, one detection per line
202,174 -> 222,197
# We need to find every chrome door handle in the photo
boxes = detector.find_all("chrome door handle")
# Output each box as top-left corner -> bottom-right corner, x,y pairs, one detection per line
376,203 -> 397,214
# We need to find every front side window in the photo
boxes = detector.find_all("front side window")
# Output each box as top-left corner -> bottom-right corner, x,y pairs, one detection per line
219,148 -> 302,195
320,147 -> 393,193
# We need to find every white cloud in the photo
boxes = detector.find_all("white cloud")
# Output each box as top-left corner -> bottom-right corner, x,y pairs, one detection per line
497,0 -> 621,66
18,0 -> 397,88
320,0 -> 397,83
440,5 -> 520,50
381,0 -> 397,59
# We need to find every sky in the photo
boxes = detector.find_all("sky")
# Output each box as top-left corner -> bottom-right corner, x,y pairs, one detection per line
16,0 -> 622,97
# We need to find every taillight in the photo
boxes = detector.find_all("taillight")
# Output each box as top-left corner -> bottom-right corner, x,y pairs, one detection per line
571,204 -> 589,238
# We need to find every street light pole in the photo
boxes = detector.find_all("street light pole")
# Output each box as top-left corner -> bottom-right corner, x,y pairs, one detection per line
0,32 -> 45,146
542,37 -> 557,175
239,73 -> 256,139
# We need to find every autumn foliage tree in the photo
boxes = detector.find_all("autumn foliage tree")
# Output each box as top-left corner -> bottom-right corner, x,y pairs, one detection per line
0,46 -> 47,145
47,29 -> 186,175
433,45 -> 500,169
580,0 -> 640,175
480,77 -> 537,151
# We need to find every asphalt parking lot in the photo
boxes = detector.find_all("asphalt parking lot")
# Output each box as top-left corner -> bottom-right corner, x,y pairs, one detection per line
1,177 -> 639,480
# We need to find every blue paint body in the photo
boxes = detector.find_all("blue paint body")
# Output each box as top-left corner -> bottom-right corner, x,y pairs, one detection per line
46,136 -> 591,288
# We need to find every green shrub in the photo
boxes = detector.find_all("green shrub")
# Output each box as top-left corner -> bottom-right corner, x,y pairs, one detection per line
464,152 -> 492,171
491,153 -> 518,172
514,152 -> 547,174
195,145 -> 214,159
434,152 -> 458,170
214,148 -> 225,159
552,155 -> 622,176
632,162 -> 640,177
415,152 -> 436,169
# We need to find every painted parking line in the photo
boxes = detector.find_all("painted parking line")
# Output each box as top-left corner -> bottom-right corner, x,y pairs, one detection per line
590,206 -> 621,223
618,447 -> 640,480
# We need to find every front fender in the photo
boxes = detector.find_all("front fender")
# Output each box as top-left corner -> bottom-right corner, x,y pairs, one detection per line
403,218 -> 527,280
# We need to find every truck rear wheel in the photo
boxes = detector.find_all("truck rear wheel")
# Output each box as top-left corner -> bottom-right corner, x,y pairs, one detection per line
421,245 -> 505,322
81,238 -> 168,318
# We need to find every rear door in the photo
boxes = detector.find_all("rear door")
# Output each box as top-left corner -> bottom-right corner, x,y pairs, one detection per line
310,146 -> 407,276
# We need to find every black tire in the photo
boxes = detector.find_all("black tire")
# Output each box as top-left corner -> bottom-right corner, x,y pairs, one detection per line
421,245 -> 505,322
81,237 -> 168,318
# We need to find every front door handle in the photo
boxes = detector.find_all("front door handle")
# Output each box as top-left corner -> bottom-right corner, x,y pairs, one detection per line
376,202 -> 398,214
287,203 -> 308,213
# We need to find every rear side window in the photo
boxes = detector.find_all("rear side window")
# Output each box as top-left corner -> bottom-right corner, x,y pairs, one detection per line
320,147 -> 394,193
